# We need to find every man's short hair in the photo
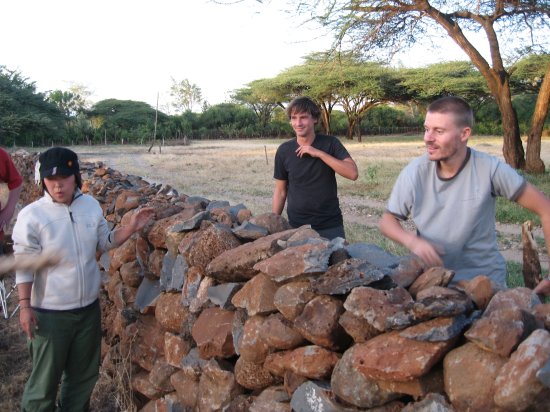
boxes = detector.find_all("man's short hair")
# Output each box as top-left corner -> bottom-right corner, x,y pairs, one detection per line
427,96 -> 474,129
286,96 -> 321,120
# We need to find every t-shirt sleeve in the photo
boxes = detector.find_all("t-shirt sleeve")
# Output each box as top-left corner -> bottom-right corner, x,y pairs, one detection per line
386,166 -> 414,221
0,149 -> 23,190
273,146 -> 288,181
491,159 -> 526,201
331,137 -> 352,160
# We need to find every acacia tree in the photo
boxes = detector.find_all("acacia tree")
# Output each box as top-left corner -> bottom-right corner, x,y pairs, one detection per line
170,78 -> 203,113
232,79 -> 280,128
293,0 -> 549,169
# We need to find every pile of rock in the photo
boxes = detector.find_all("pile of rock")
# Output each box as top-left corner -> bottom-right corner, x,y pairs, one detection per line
77,161 -> 550,411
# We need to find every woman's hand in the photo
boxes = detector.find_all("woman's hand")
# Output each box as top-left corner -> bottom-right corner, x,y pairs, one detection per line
19,307 -> 38,339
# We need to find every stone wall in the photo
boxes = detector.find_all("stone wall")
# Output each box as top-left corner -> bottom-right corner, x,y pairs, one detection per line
13,152 -> 550,411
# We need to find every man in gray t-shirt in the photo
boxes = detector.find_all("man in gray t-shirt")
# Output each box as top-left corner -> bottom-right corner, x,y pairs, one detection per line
379,96 -> 550,288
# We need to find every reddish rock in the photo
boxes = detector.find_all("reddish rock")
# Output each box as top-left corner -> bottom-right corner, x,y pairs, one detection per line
344,286 -> 414,332
352,331 -> 456,382
114,189 -> 142,215
238,315 -> 271,363
408,267 -> 454,298
154,292 -> 188,334
444,342 -> 506,411
131,370 -> 163,400
122,315 -> 165,371
494,329 -> 550,411
261,313 -> 306,350
197,359 -> 244,412
293,295 -> 352,351
231,273 -> 278,316
206,228 -> 299,282
234,357 -> 275,390
147,248 -> 166,278
389,254 -> 426,288
253,240 -> 333,283
533,303 -> 550,329
148,357 -> 177,393
164,332 -> 191,368
273,280 -> 314,321
111,236 -> 137,272
264,345 -> 340,379
338,311 -> 382,343
181,222 -> 241,270
331,344 -> 401,409
236,208 -> 252,224
170,369 -> 199,409
484,287 -> 542,316
119,260 -> 143,287
377,367 -> 444,398
191,307 -> 236,359
249,212 -> 292,234
462,274 -> 498,311
148,209 -> 198,249
464,308 -> 538,356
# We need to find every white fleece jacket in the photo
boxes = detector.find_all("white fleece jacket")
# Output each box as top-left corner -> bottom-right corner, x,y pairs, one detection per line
13,190 -> 119,310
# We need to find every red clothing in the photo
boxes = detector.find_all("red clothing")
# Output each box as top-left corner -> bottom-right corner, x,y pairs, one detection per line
0,147 -> 23,190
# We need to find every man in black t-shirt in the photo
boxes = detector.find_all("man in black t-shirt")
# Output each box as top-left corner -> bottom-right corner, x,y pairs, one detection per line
272,97 -> 358,240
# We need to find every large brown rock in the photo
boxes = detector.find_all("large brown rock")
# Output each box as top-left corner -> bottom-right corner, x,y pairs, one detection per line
191,307 -> 236,359
154,292 -> 189,334
331,344 -> 401,409
253,240 -> 333,283
264,345 -> 340,379
351,331 -> 456,382
261,313 -> 306,350
231,273 -> 278,316
293,295 -> 352,351
206,228 -> 299,282
443,342 -> 506,411
148,208 -> 198,249
197,359 -> 244,412
181,222 -> 241,270
464,308 -> 538,357
234,357 -> 275,390
164,331 -> 191,368
273,280 -> 314,321
344,286 -> 414,332
494,329 -> 550,411
238,315 -> 271,363
122,314 -> 165,371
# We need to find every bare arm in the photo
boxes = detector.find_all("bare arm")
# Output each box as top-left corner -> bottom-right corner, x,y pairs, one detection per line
0,184 -> 22,230
113,207 -> 155,245
379,211 -> 443,267
296,145 -> 358,181
17,281 -> 37,339
517,184 -> 550,295
272,179 -> 288,215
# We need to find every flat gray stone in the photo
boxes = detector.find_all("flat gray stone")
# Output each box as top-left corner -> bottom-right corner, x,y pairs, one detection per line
170,211 -> 210,232
345,242 -> 400,269
208,282 -> 243,309
291,380 -> 361,412
311,258 -> 387,295
135,277 -> 161,312
232,221 -> 269,241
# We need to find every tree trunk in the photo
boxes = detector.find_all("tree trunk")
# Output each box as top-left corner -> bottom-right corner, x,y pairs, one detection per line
346,117 -> 358,140
525,63 -> 550,174
495,88 -> 525,169
320,106 -> 332,135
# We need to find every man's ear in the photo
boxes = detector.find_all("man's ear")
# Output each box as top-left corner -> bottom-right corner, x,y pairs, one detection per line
460,127 -> 472,142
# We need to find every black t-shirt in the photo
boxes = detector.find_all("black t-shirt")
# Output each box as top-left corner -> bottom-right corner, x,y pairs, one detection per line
273,134 -> 351,230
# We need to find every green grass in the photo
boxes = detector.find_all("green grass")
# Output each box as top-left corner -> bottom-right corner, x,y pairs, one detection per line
345,222 -> 408,256
506,261 -> 525,288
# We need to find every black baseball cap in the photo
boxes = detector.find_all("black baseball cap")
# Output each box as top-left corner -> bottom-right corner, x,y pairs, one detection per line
39,147 -> 80,180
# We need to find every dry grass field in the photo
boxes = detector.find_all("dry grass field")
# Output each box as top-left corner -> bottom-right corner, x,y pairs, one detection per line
1,135 -> 549,411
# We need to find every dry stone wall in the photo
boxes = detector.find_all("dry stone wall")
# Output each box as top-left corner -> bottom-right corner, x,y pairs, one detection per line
11,151 -> 550,412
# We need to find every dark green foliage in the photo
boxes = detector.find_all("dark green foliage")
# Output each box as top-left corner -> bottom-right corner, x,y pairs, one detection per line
0,66 -> 66,146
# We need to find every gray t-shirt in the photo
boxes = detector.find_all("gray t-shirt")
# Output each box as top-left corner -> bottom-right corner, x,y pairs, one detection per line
386,148 -> 526,286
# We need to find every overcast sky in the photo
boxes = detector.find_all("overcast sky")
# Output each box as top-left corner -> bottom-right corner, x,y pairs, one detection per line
2,0 -> 475,110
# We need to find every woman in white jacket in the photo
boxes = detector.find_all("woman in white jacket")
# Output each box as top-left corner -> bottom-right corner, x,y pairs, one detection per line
13,147 -> 154,412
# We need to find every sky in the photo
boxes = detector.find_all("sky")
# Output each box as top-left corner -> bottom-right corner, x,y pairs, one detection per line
1,0 -> 477,111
